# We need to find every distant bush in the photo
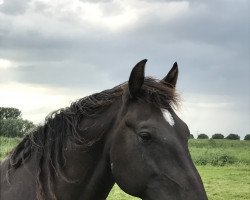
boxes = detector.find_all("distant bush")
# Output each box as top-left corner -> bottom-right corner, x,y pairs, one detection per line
244,134 -> 250,140
210,154 -> 237,166
189,134 -> 194,139
226,133 -> 240,140
212,133 -> 224,139
197,133 -> 209,139
192,150 -> 238,166
0,118 -> 35,137
0,107 -> 36,137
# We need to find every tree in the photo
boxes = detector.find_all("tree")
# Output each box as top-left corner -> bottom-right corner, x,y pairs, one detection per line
212,133 -> 224,139
0,118 -> 36,137
226,133 -> 240,140
244,134 -> 250,140
0,107 -> 36,137
0,107 -> 21,119
197,133 -> 209,139
189,134 -> 194,139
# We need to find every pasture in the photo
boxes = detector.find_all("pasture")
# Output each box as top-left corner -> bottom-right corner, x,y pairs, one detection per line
1,137 -> 250,199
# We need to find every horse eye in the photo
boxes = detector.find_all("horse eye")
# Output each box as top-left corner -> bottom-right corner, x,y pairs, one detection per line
138,132 -> 152,143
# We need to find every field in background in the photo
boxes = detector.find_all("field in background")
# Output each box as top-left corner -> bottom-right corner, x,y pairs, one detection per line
0,136 -> 21,160
1,137 -> 250,199
188,139 -> 250,166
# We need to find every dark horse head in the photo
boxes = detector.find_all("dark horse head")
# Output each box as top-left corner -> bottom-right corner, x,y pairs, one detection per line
0,60 -> 208,200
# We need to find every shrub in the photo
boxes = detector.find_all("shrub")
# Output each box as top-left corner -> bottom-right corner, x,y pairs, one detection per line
244,134 -> 250,140
0,118 -> 35,137
211,154 -> 237,166
226,133 -> 240,140
212,133 -> 224,139
197,133 -> 209,139
189,134 -> 194,139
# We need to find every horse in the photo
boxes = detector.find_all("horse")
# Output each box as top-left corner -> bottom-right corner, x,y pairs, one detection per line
0,59 -> 208,200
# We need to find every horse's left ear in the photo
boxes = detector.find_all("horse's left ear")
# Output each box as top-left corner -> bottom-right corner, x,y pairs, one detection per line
162,62 -> 178,88
128,59 -> 147,98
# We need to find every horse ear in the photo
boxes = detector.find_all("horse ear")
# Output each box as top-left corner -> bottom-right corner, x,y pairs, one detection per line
128,59 -> 147,98
162,62 -> 178,88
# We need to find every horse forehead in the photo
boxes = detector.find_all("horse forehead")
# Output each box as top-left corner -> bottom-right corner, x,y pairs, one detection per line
128,102 -> 160,117
126,103 -> 172,125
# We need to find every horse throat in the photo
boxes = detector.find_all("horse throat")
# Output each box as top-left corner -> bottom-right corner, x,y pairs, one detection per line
77,149 -> 115,200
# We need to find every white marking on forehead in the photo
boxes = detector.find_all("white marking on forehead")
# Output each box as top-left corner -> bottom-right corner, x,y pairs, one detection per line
161,109 -> 175,127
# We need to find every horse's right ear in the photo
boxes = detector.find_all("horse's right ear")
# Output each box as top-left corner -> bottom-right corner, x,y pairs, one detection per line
162,62 -> 178,88
128,59 -> 147,98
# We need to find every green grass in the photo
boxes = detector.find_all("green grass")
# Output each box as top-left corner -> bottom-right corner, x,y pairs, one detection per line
1,137 -> 250,199
198,165 -> 250,200
189,139 -> 250,166
108,184 -> 139,200
0,136 -> 21,160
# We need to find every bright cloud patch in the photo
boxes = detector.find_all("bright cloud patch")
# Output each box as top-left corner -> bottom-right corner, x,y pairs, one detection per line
0,58 -> 16,69
7,0 -> 189,32
0,82 -> 92,124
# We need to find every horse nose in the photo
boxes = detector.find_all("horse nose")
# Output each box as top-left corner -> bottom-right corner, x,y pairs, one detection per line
143,172 -> 208,200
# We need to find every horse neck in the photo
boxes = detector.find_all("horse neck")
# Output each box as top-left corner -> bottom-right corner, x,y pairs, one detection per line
57,100 -> 121,200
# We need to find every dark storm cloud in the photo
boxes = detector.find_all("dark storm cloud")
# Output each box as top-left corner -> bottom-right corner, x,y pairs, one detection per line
0,0 -> 249,98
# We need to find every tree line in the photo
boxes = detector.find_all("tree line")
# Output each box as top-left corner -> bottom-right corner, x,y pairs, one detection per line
0,107 -> 36,137
189,133 -> 250,140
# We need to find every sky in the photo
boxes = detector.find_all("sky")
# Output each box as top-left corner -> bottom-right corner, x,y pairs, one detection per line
0,0 -> 249,138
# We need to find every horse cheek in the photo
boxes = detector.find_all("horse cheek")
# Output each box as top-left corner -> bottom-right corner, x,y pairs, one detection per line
110,132 -> 150,197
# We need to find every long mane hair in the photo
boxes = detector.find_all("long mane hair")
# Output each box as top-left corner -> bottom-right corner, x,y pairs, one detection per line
6,77 -> 179,199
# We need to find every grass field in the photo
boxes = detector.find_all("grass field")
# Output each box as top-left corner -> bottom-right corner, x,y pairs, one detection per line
0,136 -> 21,160
188,139 -> 250,166
1,137 -> 250,199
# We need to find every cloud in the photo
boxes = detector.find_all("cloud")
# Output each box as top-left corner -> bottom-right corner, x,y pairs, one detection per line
0,0 -> 248,95
0,82 -> 94,123
0,58 -> 17,69
0,0 -> 31,15
179,93 -> 250,138
0,0 -> 249,137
